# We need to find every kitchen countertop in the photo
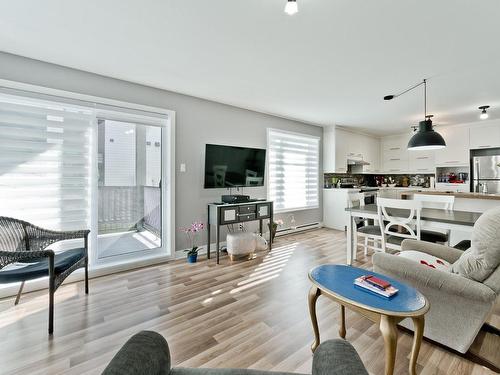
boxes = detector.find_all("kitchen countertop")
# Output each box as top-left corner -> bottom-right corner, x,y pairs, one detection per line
324,187 -> 500,200
323,186 -> 431,190
401,190 -> 500,200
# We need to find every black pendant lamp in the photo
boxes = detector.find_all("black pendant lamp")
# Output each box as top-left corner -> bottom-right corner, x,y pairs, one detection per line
408,115 -> 446,150
385,79 -> 446,150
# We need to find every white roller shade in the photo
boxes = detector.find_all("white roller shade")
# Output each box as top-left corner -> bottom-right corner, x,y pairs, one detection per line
0,93 -> 93,231
267,129 -> 320,212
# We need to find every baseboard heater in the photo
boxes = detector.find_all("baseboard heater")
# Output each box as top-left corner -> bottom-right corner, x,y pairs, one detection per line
275,222 -> 322,237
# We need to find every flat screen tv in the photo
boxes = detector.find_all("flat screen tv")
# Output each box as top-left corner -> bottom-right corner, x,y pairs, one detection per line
204,144 -> 266,188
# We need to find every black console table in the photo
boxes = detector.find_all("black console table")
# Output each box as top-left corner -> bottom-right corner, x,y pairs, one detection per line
207,200 -> 274,264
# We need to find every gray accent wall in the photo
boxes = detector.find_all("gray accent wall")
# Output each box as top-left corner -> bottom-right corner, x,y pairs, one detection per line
0,52 -> 323,251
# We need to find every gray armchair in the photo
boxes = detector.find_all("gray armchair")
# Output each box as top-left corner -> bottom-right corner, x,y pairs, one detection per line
102,331 -> 368,375
0,216 -> 90,334
373,239 -> 499,354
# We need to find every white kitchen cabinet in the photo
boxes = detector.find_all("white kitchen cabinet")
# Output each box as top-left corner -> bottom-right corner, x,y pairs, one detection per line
434,125 -> 469,166
381,134 -> 409,173
323,126 -> 336,172
469,120 -> 500,150
323,126 -> 348,173
323,188 -> 358,230
435,183 -> 470,193
335,129 -> 349,173
323,126 -> 380,173
409,150 -> 435,173
383,158 -> 409,173
362,136 -> 381,173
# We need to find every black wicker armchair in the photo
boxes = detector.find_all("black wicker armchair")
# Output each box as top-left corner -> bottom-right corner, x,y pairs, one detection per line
0,216 -> 90,334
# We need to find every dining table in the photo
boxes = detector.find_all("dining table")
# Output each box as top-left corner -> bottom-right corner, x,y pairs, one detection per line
345,204 -> 482,265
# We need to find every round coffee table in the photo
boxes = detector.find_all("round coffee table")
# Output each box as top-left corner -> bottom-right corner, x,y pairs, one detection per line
308,264 -> 429,375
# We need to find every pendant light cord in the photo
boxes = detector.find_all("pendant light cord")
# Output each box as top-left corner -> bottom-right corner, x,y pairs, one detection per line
423,78 -> 427,120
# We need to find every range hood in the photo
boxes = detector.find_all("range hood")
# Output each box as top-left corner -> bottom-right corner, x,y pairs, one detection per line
347,158 -> 370,166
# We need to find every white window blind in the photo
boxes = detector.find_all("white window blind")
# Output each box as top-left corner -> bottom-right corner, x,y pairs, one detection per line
0,92 -> 94,231
103,120 -> 137,186
267,129 -> 320,212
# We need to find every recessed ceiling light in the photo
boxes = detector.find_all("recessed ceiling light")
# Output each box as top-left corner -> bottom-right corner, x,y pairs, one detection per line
284,0 -> 298,15
479,105 -> 490,120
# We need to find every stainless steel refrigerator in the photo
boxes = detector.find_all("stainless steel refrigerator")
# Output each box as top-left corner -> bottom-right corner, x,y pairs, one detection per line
472,155 -> 500,193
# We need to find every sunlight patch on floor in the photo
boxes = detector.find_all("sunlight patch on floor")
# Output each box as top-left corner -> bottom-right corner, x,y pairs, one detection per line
229,242 -> 298,294
0,285 -> 80,329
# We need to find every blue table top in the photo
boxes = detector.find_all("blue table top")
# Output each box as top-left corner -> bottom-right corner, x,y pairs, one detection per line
309,265 -> 427,315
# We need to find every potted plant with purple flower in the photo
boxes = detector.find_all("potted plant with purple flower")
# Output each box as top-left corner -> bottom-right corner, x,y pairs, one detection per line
180,220 -> 205,263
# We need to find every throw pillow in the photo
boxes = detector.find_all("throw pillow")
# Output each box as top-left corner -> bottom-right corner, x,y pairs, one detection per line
451,205 -> 500,282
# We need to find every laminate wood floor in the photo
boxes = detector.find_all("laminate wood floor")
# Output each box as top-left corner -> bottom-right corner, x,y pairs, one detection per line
0,228 -> 498,375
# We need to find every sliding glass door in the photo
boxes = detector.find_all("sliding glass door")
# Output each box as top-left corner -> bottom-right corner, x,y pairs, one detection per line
96,119 -> 164,261
0,87 -> 174,275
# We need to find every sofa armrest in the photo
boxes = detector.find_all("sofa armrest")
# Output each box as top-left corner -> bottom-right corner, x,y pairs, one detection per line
312,339 -> 368,375
373,253 -> 496,303
102,331 -> 171,375
401,239 -> 463,263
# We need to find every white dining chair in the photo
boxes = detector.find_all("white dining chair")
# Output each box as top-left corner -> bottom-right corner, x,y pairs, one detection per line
349,192 -> 383,255
413,194 -> 454,210
377,197 -> 423,252
413,194 -> 455,245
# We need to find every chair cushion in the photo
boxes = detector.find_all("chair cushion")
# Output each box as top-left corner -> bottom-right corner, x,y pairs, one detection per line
451,206 -> 500,282
421,229 -> 448,243
386,235 -> 405,246
0,248 -> 85,283
397,250 -> 451,271
357,225 -> 381,235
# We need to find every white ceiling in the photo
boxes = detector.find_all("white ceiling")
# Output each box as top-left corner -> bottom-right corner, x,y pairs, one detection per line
1,0 -> 499,135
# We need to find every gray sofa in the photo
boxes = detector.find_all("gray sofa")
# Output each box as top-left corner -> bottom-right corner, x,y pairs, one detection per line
102,331 -> 368,375
373,239 -> 500,353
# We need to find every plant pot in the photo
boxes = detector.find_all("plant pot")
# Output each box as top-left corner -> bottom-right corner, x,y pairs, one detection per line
187,253 -> 198,263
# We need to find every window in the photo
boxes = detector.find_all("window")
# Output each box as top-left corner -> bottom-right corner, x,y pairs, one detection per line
267,129 -> 320,212
0,92 -> 93,231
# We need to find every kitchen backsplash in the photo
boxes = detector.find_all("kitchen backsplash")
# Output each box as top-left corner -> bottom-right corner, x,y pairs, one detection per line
324,173 -> 434,188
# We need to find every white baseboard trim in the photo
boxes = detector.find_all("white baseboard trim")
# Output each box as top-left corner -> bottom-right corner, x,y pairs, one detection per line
175,240 -> 228,259
174,222 -> 323,258
275,221 -> 323,237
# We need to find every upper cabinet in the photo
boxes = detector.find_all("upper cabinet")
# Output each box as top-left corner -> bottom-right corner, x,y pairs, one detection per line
409,149 -> 435,173
363,135 -> 380,173
324,120 -> 500,175
323,126 -> 380,173
381,135 -> 409,173
434,125 -> 469,166
323,126 -> 348,173
323,126 -> 338,172
469,120 -> 500,150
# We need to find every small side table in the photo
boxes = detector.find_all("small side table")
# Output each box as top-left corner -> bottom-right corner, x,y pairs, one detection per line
207,201 -> 273,264
308,265 -> 429,375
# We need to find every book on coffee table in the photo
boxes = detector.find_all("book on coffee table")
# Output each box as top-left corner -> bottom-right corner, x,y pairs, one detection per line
354,275 -> 399,298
